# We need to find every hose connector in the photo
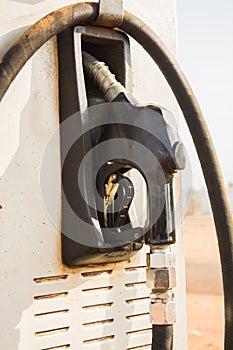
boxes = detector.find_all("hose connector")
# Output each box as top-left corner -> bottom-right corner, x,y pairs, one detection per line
147,246 -> 176,325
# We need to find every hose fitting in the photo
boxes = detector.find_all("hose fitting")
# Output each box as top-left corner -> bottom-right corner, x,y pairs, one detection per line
147,246 -> 176,325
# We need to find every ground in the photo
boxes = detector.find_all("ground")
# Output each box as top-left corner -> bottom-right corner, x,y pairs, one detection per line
184,215 -> 224,350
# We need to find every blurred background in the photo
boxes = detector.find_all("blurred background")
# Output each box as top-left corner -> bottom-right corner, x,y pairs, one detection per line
177,0 -> 233,214
176,1 -> 233,348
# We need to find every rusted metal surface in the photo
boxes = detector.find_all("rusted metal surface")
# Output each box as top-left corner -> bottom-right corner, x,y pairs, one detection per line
147,267 -> 176,289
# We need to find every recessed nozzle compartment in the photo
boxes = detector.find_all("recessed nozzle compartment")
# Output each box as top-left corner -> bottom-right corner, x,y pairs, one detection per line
74,25 -> 132,106
58,25 -> 142,267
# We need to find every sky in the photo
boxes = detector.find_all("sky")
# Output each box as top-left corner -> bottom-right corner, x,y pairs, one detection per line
176,0 -> 233,191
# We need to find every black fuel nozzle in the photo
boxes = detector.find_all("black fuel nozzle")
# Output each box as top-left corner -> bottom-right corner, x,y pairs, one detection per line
82,51 -> 186,246
62,51 -> 186,266
61,51 -> 186,266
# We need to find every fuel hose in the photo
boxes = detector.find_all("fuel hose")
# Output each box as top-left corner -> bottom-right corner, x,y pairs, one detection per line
0,2 -> 232,349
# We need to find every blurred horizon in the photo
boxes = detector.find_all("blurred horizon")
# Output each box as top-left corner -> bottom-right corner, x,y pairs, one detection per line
176,0 -> 233,192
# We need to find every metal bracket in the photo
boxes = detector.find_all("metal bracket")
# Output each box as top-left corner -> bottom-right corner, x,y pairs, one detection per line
95,0 -> 124,28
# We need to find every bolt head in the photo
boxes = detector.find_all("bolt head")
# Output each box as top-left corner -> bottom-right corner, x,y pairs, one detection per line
150,301 -> 176,325
146,267 -> 176,289
148,252 -> 175,268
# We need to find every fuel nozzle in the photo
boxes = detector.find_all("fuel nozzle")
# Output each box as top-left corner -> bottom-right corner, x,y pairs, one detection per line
82,51 -> 186,333
82,50 -> 186,244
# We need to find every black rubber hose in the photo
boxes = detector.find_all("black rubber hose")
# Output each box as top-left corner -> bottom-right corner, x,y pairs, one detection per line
152,325 -> 173,350
0,3 -> 232,349
0,2 -> 98,100
120,13 -> 233,350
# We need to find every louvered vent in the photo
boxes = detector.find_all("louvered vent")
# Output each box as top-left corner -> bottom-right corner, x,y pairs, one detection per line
124,266 -> 151,350
33,259 -> 151,349
33,274 -> 70,350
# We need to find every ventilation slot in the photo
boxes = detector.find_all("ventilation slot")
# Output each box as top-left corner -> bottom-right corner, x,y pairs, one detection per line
82,286 -> 113,294
81,269 -> 113,277
83,318 -> 114,327
82,302 -> 113,310
125,282 -> 147,287
126,297 -> 149,304
35,309 -> 69,318
126,328 -> 151,336
126,313 -> 149,320
127,345 -> 151,350
83,335 -> 115,344
35,327 -> 69,337
34,292 -> 68,301
33,275 -> 68,283
125,266 -> 146,272
41,345 -> 70,350
33,276 -> 70,349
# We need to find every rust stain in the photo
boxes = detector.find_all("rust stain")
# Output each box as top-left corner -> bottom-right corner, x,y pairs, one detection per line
81,269 -> 113,277
33,274 -> 68,283
57,239 -> 132,275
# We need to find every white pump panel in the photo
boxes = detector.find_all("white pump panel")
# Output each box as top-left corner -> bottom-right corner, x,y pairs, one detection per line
0,1 -> 187,349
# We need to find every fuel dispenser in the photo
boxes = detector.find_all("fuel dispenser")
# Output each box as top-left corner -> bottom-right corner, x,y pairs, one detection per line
0,1 -> 233,350
59,24 -> 186,347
